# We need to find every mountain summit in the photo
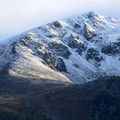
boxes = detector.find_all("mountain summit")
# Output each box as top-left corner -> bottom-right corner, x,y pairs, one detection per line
0,12 -> 120,84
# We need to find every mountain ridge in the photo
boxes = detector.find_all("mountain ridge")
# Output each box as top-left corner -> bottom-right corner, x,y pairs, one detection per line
0,12 -> 120,120
0,11 -> 120,83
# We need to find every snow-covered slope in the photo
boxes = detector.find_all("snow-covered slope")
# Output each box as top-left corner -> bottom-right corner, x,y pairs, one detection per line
0,11 -> 120,84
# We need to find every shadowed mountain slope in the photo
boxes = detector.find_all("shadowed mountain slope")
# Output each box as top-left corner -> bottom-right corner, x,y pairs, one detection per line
0,12 -> 120,83
0,76 -> 120,120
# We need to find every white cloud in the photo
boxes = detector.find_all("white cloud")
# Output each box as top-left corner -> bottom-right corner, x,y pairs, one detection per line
0,0 -> 120,40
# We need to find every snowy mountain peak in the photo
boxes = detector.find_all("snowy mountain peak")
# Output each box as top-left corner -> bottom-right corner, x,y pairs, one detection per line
0,12 -> 120,84
86,11 -> 105,20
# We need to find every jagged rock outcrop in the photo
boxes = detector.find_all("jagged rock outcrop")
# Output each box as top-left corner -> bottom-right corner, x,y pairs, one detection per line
48,42 -> 71,59
55,58 -> 66,72
83,23 -> 96,40
86,48 -> 103,62
102,42 -> 120,55
68,34 -> 81,48
53,21 -> 63,28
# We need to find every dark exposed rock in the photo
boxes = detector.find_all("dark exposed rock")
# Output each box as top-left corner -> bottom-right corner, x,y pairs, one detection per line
46,34 -> 56,38
114,42 -> 120,46
74,23 -> 81,29
11,46 -> 16,54
34,44 -> 47,57
101,42 -> 120,55
19,39 -> 28,47
0,45 -> 5,55
53,21 -> 62,28
36,44 -> 47,53
0,63 -> 11,77
117,37 -> 120,41
67,34 -> 87,55
83,23 -> 96,40
36,44 -> 45,50
88,11 -> 96,18
43,52 -> 56,67
68,39 -> 79,48
55,58 -> 66,72
86,48 -> 103,62
68,34 -> 81,48
73,63 -> 79,68
48,42 -> 71,59
20,34 -> 37,42
42,51 -> 67,72
88,11 -> 100,20
76,43 -> 87,55
10,42 -> 18,54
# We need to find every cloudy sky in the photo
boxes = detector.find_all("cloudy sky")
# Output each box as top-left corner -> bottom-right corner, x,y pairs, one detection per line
0,0 -> 120,40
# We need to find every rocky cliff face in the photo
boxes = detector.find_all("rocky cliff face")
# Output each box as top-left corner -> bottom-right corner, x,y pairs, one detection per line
1,12 -> 120,83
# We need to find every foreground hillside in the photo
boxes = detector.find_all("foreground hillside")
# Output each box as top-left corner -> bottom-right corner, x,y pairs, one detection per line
0,12 -> 120,120
0,76 -> 120,120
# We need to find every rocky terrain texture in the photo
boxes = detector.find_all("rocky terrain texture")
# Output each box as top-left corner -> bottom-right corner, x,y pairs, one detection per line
0,12 -> 120,120
0,12 -> 120,83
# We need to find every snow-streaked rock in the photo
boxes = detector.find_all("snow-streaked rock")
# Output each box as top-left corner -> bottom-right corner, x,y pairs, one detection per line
0,11 -> 120,84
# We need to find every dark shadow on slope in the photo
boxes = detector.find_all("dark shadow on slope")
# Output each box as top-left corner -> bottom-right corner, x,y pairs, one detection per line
0,72 -> 72,120
43,76 -> 120,120
0,75 -> 71,95
0,72 -> 120,120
